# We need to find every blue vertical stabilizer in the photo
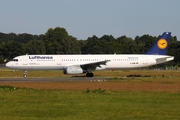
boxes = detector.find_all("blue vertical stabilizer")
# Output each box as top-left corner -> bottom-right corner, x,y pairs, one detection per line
146,32 -> 171,55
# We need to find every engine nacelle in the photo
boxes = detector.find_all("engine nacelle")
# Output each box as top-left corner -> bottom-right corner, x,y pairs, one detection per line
63,66 -> 84,74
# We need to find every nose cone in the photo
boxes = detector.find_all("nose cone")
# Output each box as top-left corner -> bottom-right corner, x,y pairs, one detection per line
5,62 -> 9,67
5,62 -> 12,68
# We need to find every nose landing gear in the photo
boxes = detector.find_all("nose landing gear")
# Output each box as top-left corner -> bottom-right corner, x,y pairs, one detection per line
23,70 -> 27,78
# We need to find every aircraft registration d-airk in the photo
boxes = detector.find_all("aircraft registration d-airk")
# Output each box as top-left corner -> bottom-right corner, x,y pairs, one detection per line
6,32 -> 174,77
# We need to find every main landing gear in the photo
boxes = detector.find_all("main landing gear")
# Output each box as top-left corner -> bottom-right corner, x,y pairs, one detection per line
86,72 -> 94,77
23,70 -> 27,78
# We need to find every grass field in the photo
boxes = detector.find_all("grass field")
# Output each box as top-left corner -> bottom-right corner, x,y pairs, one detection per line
0,68 -> 180,119
0,86 -> 180,120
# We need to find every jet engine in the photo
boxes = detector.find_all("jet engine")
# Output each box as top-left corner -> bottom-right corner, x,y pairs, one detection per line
63,66 -> 85,74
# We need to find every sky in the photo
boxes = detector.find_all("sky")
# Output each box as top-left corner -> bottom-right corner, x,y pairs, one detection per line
0,0 -> 180,40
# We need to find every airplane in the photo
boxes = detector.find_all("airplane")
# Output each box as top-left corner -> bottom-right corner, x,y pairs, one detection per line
5,32 -> 174,78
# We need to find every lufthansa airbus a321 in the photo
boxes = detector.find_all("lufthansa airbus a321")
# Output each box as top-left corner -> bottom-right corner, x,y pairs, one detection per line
6,32 -> 174,77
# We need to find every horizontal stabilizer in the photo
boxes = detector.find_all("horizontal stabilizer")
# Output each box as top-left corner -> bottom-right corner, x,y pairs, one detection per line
156,56 -> 174,64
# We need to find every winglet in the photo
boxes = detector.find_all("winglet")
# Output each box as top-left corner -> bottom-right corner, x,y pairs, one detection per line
146,32 -> 171,55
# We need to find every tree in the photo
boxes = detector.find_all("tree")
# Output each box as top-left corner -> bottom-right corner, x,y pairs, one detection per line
100,35 -> 122,54
15,33 -> 35,43
45,27 -> 80,54
0,42 -> 5,63
3,41 -> 25,60
46,41 -> 62,54
117,36 -> 138,54
82,35 -> 104,54
135,35 -> 156,53
0,32 -> 17,43
25,40 -> 46,54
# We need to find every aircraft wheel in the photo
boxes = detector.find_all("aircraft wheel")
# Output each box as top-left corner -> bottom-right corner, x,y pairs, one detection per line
86,73 -> 94,77
23,74 -> 27,78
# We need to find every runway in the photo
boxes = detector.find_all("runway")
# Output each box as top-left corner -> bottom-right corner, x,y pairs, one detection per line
0,77 -> 107,82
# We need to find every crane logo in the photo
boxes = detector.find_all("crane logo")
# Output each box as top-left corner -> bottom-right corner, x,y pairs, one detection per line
157,39 -> 168,49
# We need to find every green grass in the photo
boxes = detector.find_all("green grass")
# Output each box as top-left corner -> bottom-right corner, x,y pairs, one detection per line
1,69 -> 180,119
0,86 -> 180,120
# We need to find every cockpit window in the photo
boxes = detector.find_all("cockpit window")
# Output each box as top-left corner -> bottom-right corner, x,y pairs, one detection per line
13,59 -> 18,62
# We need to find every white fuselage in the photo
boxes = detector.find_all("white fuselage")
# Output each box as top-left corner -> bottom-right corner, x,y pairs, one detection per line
6,54 -> 174,71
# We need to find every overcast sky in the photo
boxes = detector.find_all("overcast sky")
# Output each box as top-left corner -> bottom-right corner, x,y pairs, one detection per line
0,0 -> 180,40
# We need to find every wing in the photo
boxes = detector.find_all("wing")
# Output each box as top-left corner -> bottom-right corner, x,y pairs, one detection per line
80,60 -> 110,71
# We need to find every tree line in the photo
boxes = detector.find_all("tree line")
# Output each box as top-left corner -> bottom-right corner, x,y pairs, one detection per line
0,27 -> 179,67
